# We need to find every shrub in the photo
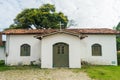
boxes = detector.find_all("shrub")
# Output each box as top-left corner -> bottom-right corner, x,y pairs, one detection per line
0,60 -> 5,66
117,52 -> 120,65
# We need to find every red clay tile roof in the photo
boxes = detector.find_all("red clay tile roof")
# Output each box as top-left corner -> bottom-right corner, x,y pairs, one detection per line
2,28 -> 119,35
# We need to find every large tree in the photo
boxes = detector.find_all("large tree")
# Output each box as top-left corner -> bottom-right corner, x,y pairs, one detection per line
9,4 -> 68,29
114,22 -> 120,50
116,22 -> 120,31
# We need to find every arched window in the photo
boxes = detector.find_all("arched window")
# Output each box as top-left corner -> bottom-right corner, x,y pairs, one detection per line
20,44 -> 30,56
92,44 -> 102,56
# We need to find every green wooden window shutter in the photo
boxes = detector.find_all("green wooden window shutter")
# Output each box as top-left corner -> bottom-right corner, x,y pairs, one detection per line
20,44 -> 30,56
92,44 -> 102,56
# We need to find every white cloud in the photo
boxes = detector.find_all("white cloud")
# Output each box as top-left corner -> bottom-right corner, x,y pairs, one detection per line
0,0 -> 120,29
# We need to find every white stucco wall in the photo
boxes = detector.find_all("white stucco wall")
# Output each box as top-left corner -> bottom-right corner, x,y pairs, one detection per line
41,33 -> 81,68
81,35 -> 117,65
0,47 -> 5,60
6,33 -> 117,67
6,35 -> 41,65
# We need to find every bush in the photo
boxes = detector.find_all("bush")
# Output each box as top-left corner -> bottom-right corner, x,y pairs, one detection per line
0,60 -> 5,66
117,52 -> 120,65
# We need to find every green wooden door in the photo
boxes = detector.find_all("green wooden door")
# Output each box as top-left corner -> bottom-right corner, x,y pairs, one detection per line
53,43 -> 69,67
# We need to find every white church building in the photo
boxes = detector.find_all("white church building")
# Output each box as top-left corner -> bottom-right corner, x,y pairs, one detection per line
3,28 -> 118,68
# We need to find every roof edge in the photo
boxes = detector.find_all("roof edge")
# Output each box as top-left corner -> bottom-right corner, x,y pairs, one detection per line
2,28 -> 119,35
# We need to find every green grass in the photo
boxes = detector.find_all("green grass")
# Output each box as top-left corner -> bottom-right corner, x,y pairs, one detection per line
0,65 -> 40,71
81,65 -> 120,80
0,65 -> 120,80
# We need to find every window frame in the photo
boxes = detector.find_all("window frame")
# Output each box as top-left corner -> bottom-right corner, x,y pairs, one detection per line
20,44 -> 31,56
92,44 -> 102,56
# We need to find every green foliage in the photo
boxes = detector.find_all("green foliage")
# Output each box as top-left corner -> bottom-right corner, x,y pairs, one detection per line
39,4 -> 55,12
7,4 -> 68,29
0,65 -> 40,71
117,52 -> 120,65
114,23 -> 120,51
116,22 -> 120,31
0,60 -> 5,66
0,66 -> 10,71
116,36 -> 120,50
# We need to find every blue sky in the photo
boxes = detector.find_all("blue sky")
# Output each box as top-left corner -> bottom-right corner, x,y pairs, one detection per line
0,0 -> 120,30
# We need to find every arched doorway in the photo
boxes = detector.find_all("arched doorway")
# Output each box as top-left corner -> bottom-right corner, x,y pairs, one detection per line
53,42 -> 69,67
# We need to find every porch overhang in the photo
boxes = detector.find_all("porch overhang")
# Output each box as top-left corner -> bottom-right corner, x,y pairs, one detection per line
34,30 -> 88,40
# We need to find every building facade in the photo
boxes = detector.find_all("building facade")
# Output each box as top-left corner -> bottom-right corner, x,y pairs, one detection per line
3,28 -> 118,68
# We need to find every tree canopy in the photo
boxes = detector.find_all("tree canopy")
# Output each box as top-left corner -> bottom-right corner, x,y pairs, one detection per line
114,22 -> 120,50
116,22 -> 120,31
8,4 -> 68,29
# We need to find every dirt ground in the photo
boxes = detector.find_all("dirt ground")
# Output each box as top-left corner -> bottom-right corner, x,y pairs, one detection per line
0,68 -> 92,80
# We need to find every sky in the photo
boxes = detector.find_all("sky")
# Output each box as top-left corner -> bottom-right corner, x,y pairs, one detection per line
0,0 -> 120,30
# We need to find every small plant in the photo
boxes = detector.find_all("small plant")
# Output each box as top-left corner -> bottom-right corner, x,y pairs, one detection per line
81,61 -> 91,66
30,61 -> 36,66
30,59 -> 41,67
0,60 -> 5,66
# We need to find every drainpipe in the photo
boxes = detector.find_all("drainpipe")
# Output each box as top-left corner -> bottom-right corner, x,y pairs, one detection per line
5,35 -> 10,65
40,39 -> 42,67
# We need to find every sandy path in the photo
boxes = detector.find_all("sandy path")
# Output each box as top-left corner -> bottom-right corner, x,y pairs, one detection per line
0,68 -> 92,80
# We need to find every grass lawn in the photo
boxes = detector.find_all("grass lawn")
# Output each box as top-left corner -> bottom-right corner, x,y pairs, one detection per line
0,65 -> 120,80
0,65 -> 40,71
81,65 -> 120,80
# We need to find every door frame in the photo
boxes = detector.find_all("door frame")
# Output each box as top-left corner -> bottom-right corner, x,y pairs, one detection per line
53,42 -> 69,67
